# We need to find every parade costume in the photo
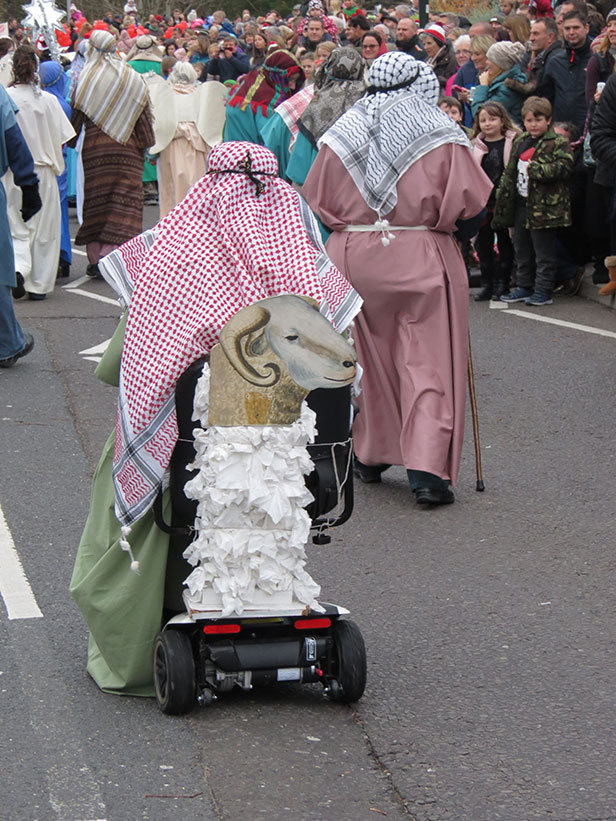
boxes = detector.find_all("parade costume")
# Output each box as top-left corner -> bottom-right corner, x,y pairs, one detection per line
71,30 -> 154,265
0,86 -> 39,363
287,46 -> 366,187
39,61 -> 72,275
303,53 -> 492,499
127,35 -> 163,192
260,84 -> 315,181
147,63 -> 226,217
224,49 -> 305,145
3,79 -> 74,296
70,142 -> 361,695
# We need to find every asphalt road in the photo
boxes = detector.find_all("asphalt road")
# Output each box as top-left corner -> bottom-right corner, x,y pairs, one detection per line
1,205 -> 615,820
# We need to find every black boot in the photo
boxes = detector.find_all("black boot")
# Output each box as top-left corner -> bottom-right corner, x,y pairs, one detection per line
407,470 -> 455,506
474,267 -> 493,301
353,459 -> 391,484
492,280 -> 508,300
592,259 -> 609,284
12,272 -> 26,300
492,263 -> 511,300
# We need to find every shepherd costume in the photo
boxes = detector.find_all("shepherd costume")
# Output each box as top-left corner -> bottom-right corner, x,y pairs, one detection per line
224,49 -> 305,145
260,84 -> 315,181
70,30 -> 154,265
287,46 -> 366,187
69,141 -> 362,696
127,34 -> 163,192
303,53 -> 492,503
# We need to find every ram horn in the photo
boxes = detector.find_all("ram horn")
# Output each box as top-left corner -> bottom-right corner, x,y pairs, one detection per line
294,294 -> 320,310
219,303 -> 281,387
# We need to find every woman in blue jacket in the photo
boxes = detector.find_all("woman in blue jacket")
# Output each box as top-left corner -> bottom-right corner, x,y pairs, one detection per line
471,41 -> 528,125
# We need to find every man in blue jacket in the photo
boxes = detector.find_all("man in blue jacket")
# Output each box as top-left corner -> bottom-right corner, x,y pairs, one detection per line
0,85 -> 41,368
541,9 -> 592,132
203,35 -> 250,83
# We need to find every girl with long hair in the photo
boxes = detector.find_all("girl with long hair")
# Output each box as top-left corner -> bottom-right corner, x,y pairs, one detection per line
470,101 -> 520,299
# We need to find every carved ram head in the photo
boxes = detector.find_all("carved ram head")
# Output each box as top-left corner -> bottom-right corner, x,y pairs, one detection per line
218,295 -> 357,390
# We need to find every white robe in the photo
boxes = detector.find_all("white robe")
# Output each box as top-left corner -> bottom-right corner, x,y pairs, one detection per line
2,85 -> 75,294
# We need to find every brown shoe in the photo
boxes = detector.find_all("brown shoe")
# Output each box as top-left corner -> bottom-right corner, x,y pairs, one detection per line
599,256 -> 616,296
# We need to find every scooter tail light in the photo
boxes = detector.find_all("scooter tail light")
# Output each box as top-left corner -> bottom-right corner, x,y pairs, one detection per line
294,617 -> 331,630
203,623 -> 241,635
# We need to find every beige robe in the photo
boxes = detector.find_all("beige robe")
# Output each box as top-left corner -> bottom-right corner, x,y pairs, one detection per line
147,79 -> 226,217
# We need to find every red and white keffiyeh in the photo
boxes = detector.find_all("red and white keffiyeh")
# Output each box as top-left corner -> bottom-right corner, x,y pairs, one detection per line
275,84 -> 315,150
100,141 -> 361,526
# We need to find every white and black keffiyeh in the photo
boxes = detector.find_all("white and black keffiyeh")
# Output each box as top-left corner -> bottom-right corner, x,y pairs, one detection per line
318,52 -> 471,215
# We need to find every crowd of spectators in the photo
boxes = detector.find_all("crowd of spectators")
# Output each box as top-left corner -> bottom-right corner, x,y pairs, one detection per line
2,0 -> 616,304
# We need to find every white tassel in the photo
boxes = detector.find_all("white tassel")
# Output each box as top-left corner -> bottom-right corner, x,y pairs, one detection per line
375,217 -> 395,246
119,525 -> 140,573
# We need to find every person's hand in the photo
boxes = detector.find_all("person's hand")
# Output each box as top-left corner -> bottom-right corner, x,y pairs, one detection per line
20,183 -> 42,222
456,86 -> 470,102
595,87 -> 603,103
479,70 -> 490,86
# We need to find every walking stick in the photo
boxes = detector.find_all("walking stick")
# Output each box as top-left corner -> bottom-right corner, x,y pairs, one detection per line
467,331 -> 485,491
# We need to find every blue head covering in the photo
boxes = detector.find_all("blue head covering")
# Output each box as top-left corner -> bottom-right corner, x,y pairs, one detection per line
39,60 -> 71,117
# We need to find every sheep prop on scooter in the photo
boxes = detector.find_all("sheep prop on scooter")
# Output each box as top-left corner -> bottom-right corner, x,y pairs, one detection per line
153,295 -> 367,713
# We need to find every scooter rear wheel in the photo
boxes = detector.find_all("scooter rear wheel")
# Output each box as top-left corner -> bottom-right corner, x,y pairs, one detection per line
153,630 -> 196,715
329,619 -> 367,703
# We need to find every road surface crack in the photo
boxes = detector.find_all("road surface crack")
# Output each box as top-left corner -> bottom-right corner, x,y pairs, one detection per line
350,707 -> 413,816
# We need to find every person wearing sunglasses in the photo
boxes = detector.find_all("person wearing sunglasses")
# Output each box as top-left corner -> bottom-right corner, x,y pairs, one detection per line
361,30 -> 388,62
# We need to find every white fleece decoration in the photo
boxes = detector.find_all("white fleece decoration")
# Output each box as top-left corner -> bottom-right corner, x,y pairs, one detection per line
182,363 -> 322,617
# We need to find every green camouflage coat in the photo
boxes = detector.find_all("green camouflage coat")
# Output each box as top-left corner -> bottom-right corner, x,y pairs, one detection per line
492,127 -> 573,230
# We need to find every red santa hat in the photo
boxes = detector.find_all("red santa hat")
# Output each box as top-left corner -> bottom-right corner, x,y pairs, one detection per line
422,23 -> 447,46
533,0 -> 554,17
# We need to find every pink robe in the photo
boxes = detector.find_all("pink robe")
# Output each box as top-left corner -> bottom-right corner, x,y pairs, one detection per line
302,143 -> 492,485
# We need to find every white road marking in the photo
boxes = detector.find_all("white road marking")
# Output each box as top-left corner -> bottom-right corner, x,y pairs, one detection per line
0,504 -> 43,620
66,287 -> 119,306
72,248 -> 88,257
79,339 -> 111,357
505,309 -> 616,340
63,274 -> 90,289
82,356 -> 102,364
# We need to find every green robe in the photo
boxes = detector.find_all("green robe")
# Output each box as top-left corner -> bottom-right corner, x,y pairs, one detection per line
260,111 -> 293,181
69,316 -> 172,697
223,104 -> 271,145
287,132 -> 330,244
127,59 -> 161,185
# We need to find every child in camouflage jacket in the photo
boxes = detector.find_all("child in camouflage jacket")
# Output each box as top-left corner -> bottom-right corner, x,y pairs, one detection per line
493,96 -> 573,306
